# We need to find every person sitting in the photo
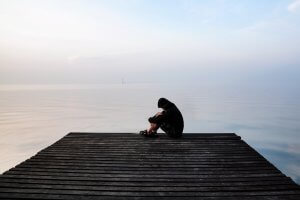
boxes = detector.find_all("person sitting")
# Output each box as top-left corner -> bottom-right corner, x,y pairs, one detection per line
140,98 -> 184,138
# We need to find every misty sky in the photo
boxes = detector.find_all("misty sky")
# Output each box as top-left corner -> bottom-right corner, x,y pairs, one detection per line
0,0 -> 300,85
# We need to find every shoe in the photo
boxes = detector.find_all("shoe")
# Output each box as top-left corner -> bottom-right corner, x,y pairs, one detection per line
146,132 -> 158,138
139,130 -> 148,136
139,130 -> 158,138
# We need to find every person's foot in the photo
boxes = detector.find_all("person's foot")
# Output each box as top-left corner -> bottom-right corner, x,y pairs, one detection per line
146,132 -> 158,138
139,130 -> 158,138
139,130 -> 148,136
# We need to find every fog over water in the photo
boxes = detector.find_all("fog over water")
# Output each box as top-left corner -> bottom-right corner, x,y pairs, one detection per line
0,83 -> 299,183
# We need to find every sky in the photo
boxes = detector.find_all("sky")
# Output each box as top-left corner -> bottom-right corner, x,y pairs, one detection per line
0,0 -> 300,85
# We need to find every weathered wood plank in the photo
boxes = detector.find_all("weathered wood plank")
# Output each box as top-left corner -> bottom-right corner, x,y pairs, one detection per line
17,160 -> 274,167
0,193 -> 298,200
1,187 -> 300,196
25,158 -> 269,164
30,155 -> 265,161
0,182 -> 299,192
4,171 -> 284,179
0,177 -> 294,187
8,165 -> 278,172
23,160 -> 271,166
2,174 -> 291,182
7,168 -> 280,176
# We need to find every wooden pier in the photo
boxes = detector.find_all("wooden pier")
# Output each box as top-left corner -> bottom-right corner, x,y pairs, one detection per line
0,133 -> 299,199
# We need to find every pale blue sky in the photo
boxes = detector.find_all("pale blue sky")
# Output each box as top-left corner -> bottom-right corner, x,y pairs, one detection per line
0,0 -> 300,85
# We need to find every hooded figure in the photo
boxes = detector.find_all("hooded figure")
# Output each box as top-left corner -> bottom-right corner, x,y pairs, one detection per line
143,98 -> 184,138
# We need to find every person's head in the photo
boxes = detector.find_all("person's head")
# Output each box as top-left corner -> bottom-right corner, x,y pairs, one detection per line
158,98 -> 170,109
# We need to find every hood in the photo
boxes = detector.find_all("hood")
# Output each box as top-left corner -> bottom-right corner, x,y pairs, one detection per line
158,98 -> 173,109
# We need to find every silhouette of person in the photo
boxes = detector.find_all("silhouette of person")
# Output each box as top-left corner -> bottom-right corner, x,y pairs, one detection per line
140,98 -> 184,138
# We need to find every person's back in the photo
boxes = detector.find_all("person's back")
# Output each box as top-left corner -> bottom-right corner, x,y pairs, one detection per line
157,98 -> 184,138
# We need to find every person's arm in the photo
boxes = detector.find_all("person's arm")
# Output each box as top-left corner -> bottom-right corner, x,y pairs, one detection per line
149,110 -> 171,124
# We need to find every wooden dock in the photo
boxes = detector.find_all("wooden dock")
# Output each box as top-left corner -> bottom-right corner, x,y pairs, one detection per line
0,133 -> 299,199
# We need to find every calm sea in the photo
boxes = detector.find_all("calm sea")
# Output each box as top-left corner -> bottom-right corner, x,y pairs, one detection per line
0,83 -> 299,183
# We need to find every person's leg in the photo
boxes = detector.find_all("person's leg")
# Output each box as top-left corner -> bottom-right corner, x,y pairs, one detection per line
160,123 -> 181,138
145,112 -> 162,134
147,123 -> 159,134
139,122 -> 159,137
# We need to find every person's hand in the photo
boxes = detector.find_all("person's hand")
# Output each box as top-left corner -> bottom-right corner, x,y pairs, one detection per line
155,112 -> 163,116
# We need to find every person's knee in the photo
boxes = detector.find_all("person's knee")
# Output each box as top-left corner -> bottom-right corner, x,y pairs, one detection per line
150,123 -> 158,128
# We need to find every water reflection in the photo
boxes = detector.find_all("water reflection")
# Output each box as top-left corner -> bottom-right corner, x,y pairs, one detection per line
0,83 -> 299,183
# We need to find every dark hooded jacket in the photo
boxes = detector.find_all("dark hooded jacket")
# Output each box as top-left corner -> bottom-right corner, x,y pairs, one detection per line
148,98 -> 184,137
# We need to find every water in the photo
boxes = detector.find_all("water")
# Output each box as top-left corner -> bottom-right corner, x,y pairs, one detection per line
0,83 -> 299,183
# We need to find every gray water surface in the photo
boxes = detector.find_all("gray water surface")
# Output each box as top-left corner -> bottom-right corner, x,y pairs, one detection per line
0,83 -> 299,183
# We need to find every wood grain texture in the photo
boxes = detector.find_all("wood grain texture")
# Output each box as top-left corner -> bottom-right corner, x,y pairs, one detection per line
0,132 -> 299,199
